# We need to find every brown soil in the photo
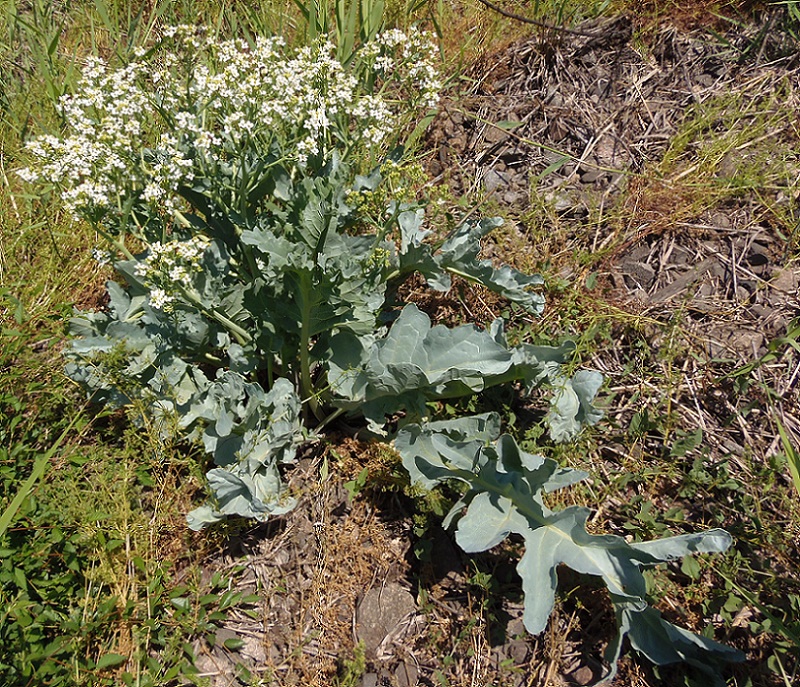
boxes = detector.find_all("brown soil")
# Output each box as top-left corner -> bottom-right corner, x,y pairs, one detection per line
186,11 -> 800,687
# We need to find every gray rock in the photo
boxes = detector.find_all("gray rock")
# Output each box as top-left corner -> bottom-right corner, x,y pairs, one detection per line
356,583 -> 417,657
394,660 -> 419,687
622,260 -> 655,288
483,169 -> 508,193
580,169 -> 605,184
503,190 -> 526,205
770,267 -> 799,296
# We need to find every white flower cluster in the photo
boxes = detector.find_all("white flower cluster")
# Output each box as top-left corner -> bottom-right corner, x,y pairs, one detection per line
91,248 -> 113,266
18,57 -> 149,213
19,26 -> 441,222
133,235 -> 210,310
361,27 -> 442,109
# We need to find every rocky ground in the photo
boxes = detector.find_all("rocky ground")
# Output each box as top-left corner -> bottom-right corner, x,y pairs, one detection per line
185,10 -> 800,687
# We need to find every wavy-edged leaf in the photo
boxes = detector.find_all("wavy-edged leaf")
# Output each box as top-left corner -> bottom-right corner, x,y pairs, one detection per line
547,369 -> 604,441
393,211 -> 544,313
603,603 -> 744,686
329,305 -> 598,437
394,413 -> 500,489
184,377 -> 303,529
437,218 -> 545,314
394,421 -> 741,680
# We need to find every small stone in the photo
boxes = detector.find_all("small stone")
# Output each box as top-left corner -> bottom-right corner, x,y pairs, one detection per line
506,639 -> 529,662
571,665 -> 596,685
770,268 -> 799,295
730,329 -> 764,355
580,169 -> 605,184
356,584 -> 417,657
394,661 -> 419,687
503,191 -> 525,205
506,617 -> 525,638
711,209 -> 731,227
746,243 -> 770,266
484,126 -> 508,144
622,260 -> 655,288
213,628 -> 240,646
549,192 -> 574,214
483,169 -> 507,193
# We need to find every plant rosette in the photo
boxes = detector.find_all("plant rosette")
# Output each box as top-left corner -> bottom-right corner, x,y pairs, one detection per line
19,25 -> 743,683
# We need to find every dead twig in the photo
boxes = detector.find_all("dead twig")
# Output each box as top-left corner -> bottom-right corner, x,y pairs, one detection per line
474,0 -> 607,39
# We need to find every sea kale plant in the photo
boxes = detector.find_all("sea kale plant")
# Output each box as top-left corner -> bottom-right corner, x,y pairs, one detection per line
20,24 -> 743,682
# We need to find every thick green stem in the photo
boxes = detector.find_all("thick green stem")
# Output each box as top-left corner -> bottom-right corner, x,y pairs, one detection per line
384,268 -> 402,282
299,329 -> 317,414
242,244 -> 260,282
314,406 -> 346,433
180,288 -> 252,346
93,223 -> 136,261
209,308 -> 251,346
298,271 -> 322,421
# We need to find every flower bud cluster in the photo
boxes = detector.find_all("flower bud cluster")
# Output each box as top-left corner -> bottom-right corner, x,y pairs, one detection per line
133,235 -> 210,311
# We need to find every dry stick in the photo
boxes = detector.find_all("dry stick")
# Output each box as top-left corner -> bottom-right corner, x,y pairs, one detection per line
684,366 -> 709,433
784,359 -> 800,398
729,238 -> 740,299
474,0 -> 608,39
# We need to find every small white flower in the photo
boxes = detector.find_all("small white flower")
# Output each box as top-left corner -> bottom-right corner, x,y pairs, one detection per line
149,287 -> 173,310
18,24 -> 441,222
91,248 -> 112,266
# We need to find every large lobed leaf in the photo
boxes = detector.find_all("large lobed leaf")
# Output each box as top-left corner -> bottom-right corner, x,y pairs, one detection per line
185,376 -> 303,530
328,304 -> 602,438
394,417 -> 744,682
240,158 -> 390,343
395,209 -> 545,314
65,281 -> 304,531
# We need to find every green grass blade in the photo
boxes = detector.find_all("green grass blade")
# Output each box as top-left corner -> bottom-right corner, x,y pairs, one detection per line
361,0 -> 384,42
776,417 -> 800,498
0,411 -> 83,538
92,0 -> 115,36
336,0 -> 358,61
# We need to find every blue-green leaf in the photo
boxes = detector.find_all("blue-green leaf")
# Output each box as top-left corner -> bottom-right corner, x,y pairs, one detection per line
437,218 -> 545,314
330,305 -> 598,437
394,423 -> 742,680
546,370 -> 604,441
